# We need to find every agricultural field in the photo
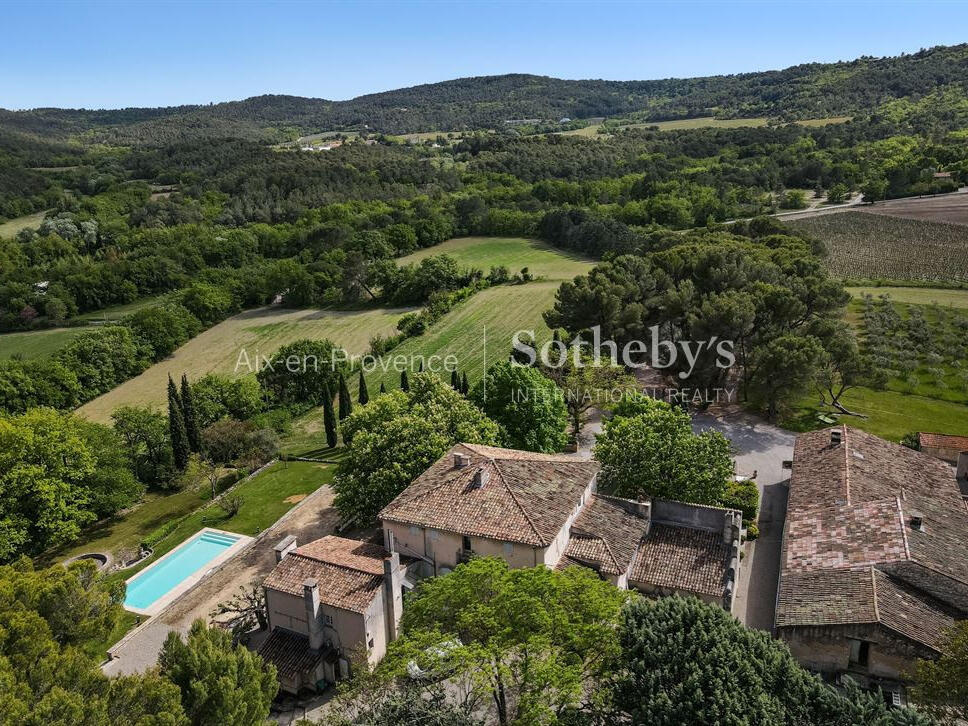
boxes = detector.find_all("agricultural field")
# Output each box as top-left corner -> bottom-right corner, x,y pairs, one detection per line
0,209 -> 48,239
787,291 -> 968,440
0,326 -> 86,359
75,304 -> 411,423
863,192 -> 968,226
789,211 -> 968,283
399,236 -> 593,281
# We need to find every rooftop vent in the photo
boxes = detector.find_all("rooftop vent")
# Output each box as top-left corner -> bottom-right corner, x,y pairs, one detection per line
830,430 -> 843,446
454,453 -> 470,469
910,514 -> 924,531
472,468 -> 490,489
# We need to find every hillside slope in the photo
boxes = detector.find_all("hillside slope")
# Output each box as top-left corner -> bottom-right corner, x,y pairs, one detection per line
2,43 -> 966,142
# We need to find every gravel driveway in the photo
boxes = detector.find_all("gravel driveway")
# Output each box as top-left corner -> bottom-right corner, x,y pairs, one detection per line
693,410 -> 795,632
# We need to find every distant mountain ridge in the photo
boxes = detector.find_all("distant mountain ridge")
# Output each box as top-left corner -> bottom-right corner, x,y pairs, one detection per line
1,43 -> 967,144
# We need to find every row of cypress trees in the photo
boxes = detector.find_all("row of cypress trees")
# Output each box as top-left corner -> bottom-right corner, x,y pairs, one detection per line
167,373 -> 201,470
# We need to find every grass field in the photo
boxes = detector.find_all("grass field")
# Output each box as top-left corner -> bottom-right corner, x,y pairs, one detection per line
0,210 -> 47,239
847,286 -> 968,308
76,304 -> 411,423
0,326 -> 87,359
789,211 -> 968,283
399,236 -> 593,281
57,460 -> 333,564
1,296 -> 165,360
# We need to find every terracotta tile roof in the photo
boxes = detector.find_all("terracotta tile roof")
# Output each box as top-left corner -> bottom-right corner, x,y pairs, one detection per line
262,536 -> 386,614
563,495 -> 647,575
789,426 -> 960,511
776,568 -> 957,653
919,432 -> 968,452
257,628 -> 328,680
777,427 -> 968,652
782,498 -> 908,573
629,523 -> 731,597
378,443 -> 598,547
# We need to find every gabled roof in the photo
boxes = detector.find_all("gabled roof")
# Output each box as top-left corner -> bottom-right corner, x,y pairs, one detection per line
919,432 -> 968,452
263,535 -> 388,613
629,523 -> 731,597
561,494 -> 647,575
378,443 -> 598,547
257,628 -> 330,680
776,567 -> 958,653
777,427 -> 968,651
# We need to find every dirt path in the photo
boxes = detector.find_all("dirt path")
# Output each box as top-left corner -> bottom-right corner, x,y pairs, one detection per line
103,484 -> 339,676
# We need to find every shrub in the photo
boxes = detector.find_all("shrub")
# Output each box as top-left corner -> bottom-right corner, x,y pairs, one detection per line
722,479 -> 760,522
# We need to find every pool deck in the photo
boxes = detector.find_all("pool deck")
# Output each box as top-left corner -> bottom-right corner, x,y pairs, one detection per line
123,527 -> 253,617
103,483 -> 338,676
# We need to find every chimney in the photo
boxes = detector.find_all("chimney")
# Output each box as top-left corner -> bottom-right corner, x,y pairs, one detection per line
383,552 -> 402,644
472,468 -> 490,488
274,534 -> 297,563
454,453 -> 470,468
723,511 -> 741,545
830,429 -> 843,446
958,451 -> 968,480
910,513 -> 924,532
303,578 -> 325,649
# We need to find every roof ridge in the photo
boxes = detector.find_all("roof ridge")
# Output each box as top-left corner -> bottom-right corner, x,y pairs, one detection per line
290,550 -> 383,578
870,566 -> 881,623
896,495 -> 912,561
492,459 -> 545,545
842,425 -> 851,505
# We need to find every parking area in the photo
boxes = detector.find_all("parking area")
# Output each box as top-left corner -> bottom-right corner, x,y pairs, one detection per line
693,410 -> 795,632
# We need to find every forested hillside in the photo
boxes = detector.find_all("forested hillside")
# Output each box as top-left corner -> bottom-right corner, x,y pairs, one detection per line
1,43 -> 966,144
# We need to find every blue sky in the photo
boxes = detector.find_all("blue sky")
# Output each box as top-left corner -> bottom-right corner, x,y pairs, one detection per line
1,0 -> 965,110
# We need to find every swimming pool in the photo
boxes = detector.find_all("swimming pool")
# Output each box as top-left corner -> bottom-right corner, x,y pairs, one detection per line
124,529 -> 247,615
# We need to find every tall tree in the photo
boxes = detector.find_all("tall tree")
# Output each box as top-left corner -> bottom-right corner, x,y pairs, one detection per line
379,381 -> 387,394
912,621 -> 968,725
322,382 -> 339,449
333,373 -> 499,523
180,373 -> 201,453
400,369 -> 410,392
168,375 -> 190,470
338,372 -> 353,420
450,369 -> 460,391
460,371 -> 469,395
358,369 -> 369,406
594,400 -> 733,506
470,361 -> 568,452
159,619 -> 277,726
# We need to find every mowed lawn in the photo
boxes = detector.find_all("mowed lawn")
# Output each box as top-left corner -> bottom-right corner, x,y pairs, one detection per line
0,326 -> 87,359
399,237 -> 593,281
366,280 -> 569,390
76,305 -> 412,423
56,460 -> 333,565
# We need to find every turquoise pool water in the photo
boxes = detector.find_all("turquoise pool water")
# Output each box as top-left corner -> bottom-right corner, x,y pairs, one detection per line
124,530 -> 240,611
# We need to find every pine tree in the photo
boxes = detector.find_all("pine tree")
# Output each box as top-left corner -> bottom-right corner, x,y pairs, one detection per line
338,372 -> 353,420
451,369 -> 460,391
167,375 -> 190,469
358,369 -> 369,405
180,373 -> 201,453
461,372 -> 469,395
380,381 -> 387,394
401,370 -> 410,392
418,360 -> 424,373
322,382 -> 338,449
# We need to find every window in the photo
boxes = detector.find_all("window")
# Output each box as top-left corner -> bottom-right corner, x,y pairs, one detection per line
462,535 -> 472,551
323,613 -> 333,626
428,529 -> 439,541
503,542 -> 514,557
368,637 -> 374,649
409,526 -> 419,537
848,638 -> 869,668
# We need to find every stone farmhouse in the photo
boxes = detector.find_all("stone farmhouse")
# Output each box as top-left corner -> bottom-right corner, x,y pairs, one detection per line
776,426 -> 968,688
259,442 -> 742,693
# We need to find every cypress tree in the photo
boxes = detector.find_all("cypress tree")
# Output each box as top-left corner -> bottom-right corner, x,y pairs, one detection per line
358,369 -> 369,405
167,375 -> 190,469
322,382 -> 338,449
380,381 -> 387,394
461,372 -> 469,395
451,369 -> 460,391
418,360 -> 424,373
180,373 -> 201,453
401,370 -> 410,392
338,372 -> 353,420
